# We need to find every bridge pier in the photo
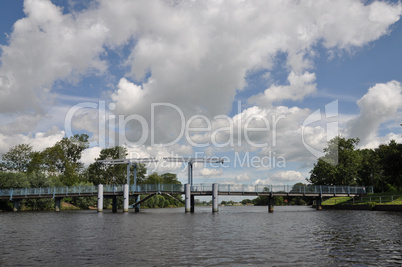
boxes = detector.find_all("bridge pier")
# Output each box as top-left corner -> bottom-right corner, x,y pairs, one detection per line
97,184 -> 103,212
268,195 -> 274,213
316,195 -> 322,210
123,184 -> 129,213
212,183 -> 218,212
185,184 -> 191,212
55,197 -> 62,212
112,195 -> 118,213
13,199 -> 20,212
191,195 -> 195,213
134,195 -> 140,212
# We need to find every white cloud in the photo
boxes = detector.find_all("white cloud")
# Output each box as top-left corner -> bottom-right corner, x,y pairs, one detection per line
347,80 -> 402,145
254,170 -> 305,185
249,72 -> 317,106
0,127 -> 64,155
0,0 -> 401,184
81,146 -> 102,167
198,168 -> 223,177
0,0 -> 109,113
235,173 -> 252,182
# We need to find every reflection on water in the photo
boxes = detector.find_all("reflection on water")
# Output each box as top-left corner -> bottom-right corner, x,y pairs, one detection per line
0,206 -> 401,266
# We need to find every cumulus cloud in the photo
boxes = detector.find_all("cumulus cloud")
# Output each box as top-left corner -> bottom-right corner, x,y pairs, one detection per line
198,168 -> 223,177
249,72 -> 317,106
0,0 -> 109,113
0,0 -> 401,183
235,173 -> 252,182
0,127 -> 64,155
348,81 -> 402,145
254,170 -> 305,185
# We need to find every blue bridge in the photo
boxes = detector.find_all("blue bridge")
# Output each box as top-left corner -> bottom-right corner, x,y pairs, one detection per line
0,184 -> 371,213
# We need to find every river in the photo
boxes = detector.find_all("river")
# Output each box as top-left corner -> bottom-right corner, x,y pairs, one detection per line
1,206 -> 401,266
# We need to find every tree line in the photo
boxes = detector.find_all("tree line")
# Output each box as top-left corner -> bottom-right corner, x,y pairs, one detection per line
308,136 -> 401,192
0,134 -> 183,210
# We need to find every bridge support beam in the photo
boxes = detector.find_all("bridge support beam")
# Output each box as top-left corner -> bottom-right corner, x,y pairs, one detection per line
123,184 -> 129,213
212,183 -> 218,212
55,197 -> 62,212
185,184 -> 191,212
97,184 -> 103,212
316,195 -> 322,210
112,195 -> 118,213
268,195 -> 274,213
13,200 -> 20,212
134,195 -> 140,212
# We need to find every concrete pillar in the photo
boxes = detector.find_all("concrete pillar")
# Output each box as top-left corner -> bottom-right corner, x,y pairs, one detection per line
112,196 -> 118,213
97,184 -> 103,212
212,183 -> 218,212
191,195 -> 195,213
123,184 -> 129,213
55,197 -> 62,212
135,195 -> 140,212
185,184 -> 191,212
316,195 -> 322,210
268,196 -> 274,213
13,200 -> 20,212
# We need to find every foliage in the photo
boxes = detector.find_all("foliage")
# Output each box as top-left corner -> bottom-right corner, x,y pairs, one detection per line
309,137 -> 360,185
252,195 -> 284,206
41,134 -> 89,185
86,146 -> 146,185
241,199 -> 253,205
140,194 -> 183,208
0,172 -> 29,188
376,140 -> 402,191
1,144 -> 33,172
309,137 -> 402,191
289,197 -> 307,205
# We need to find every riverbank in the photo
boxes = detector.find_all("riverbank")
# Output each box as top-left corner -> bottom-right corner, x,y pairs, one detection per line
314,204 -> 402,212
318,192 -> 402,212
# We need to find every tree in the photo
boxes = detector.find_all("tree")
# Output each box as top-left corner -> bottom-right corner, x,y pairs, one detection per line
357,148 -> 381,190
0,172 -> 29,189
1,144 -> 33,172
376,140 -> 402,191
86,146 -> 146,185
161,173 -> 181,184
308,137 -> 361,185
241,199 -> 253,205
146,173 -> 163,184
41,134 -> 89,185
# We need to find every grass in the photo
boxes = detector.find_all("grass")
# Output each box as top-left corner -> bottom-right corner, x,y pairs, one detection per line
322,192 -> 402,206
322,197 -> 352,205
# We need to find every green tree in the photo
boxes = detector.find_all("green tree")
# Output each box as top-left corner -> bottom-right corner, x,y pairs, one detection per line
86,146 -> 146,185
146,173 -> 163,184
376,140 -> 402,191
161,173 -> 181,184
41,134 -> 89,185
308,137 -> 361,185
241,199 -> 253,205
357,148 -> 381,189
1,144 -> 33,172
0,172 -> 29,188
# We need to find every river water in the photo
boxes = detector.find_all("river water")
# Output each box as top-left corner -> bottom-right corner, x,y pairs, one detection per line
1,206 -> 401,266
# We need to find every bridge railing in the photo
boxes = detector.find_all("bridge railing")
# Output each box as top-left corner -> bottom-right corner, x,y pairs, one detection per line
130,184 -> 184,193
0,185 -> 99,199
196,184 -> 372,194
0,184 -> 372,199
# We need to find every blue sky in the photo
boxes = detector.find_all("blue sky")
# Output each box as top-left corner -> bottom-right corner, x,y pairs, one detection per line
0,0 -> 401,185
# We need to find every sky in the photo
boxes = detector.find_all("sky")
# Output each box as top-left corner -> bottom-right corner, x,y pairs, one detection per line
0,0 -> 401,186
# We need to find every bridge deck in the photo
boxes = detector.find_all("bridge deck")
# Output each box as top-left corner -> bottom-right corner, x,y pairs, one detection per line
0,184 -> 371,200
